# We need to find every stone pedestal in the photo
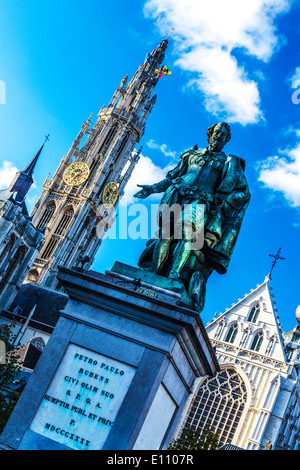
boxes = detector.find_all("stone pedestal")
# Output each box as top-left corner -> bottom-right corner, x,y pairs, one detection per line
0,263 -> 219,450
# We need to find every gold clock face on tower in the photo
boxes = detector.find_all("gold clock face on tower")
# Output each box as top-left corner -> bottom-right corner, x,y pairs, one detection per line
102,182 -> 118,208
63,162 -> 90,186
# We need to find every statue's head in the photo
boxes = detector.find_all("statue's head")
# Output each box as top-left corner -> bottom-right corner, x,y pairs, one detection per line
207,122 -> 231,151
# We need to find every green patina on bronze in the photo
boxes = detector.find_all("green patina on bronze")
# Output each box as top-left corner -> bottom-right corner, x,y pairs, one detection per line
134,122 -> 251,314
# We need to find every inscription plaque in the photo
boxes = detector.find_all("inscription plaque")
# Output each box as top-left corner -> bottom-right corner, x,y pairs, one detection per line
29,344 -> 136,450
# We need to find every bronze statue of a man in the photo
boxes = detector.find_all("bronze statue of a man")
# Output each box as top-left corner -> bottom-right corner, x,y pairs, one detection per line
134,122 -> 251,313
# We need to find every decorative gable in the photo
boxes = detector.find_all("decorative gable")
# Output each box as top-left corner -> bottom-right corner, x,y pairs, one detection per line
206,276 -> 287,365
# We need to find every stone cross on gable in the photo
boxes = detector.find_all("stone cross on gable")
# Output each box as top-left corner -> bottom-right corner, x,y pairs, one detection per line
268,248 -> 285,279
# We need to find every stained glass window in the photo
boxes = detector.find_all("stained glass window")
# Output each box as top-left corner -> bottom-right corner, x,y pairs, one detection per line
183,368 -> 247,447
225,323 -> 238,344
251,331 -> 263,352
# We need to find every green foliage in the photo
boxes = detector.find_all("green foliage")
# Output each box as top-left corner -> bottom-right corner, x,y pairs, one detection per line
0,323 -> 25,433
168,425 -> 219,450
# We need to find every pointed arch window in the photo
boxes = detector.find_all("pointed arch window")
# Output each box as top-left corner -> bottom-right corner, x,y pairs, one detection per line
225,323 -> 238,344
115,133 -> 130,160
239,328 -> 249,348
247,303 -> 260,323
266,336 -> 275,356
30,337 -> 46,351
37,202 -> 56,229
0,233 -> 16,266
214,320 -> 225,340
40,236 -> 60,260
250,331 -> 263,352
0,244 -> 27,291
53,207 -> 74,236
98,123 -> 118,156
39,207 -> 74,260
183,368 -> 247,447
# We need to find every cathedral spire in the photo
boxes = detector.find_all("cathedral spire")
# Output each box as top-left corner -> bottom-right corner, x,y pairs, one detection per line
27,39 -> 170,290
9,136 -> 48,202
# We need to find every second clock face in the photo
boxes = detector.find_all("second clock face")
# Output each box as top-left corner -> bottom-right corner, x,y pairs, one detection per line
63,162 -> 90,186
102,182 -> 118,208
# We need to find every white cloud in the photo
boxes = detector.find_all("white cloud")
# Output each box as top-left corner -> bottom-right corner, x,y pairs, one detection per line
144,0 -> 291,124
146,139 -> 178,159
258,138 -> 300,208
0,161 -> 18,190
121,153 -> 174,205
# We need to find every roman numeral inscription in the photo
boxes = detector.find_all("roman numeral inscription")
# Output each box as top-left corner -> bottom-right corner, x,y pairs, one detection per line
29,344 -> 136,450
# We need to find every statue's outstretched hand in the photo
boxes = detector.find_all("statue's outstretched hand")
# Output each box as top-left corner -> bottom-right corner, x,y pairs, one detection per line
134,184 -> 153,199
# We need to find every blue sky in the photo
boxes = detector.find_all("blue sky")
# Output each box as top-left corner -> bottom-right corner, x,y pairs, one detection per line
0,0 -> 300,332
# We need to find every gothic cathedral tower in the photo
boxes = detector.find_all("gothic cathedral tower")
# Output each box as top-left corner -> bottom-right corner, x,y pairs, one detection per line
25,38 -> 169,290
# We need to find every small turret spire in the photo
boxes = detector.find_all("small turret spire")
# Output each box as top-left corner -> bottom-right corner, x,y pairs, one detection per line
9,136 -> 48,202
21,135 -> 49,178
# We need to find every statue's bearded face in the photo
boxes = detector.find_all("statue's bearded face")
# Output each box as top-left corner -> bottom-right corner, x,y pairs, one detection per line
209,124 -> 229,151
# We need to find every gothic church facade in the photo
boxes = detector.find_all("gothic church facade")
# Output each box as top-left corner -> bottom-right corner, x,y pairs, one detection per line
175,275 -> 300,450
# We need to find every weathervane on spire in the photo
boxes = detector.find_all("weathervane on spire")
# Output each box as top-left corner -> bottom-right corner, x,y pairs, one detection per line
44,134 -> 50,143
268,247 -> 285,279
166,27 -> 175,39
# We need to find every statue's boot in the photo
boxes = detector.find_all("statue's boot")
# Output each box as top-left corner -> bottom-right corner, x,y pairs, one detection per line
152,237 -> 173,273
168,239 -> 191,279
